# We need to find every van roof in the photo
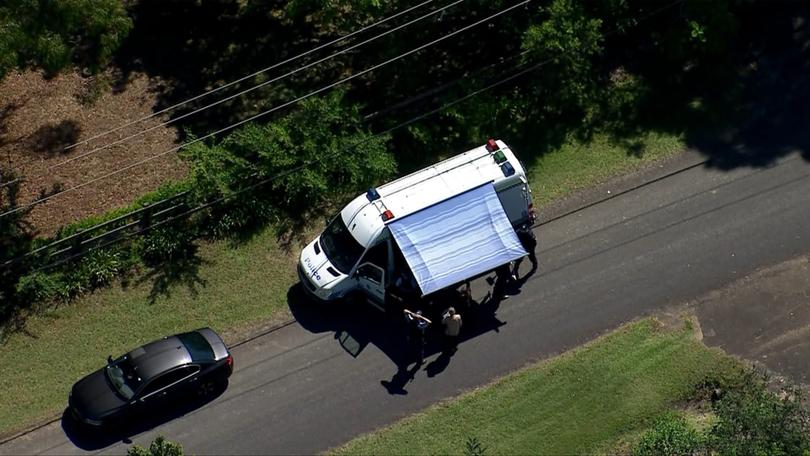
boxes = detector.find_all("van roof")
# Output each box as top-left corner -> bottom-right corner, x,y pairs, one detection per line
341,140 -> 526,248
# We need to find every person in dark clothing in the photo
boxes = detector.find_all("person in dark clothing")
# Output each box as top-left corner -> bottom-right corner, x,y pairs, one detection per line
513,224 -> 538,279
493,263 -> 512,299
404,309 -> 431,364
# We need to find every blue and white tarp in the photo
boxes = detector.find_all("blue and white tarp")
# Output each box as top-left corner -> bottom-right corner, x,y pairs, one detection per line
388,183 -> 527,296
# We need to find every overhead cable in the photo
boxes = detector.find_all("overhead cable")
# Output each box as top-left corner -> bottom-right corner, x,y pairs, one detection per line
0,0 -> 531,219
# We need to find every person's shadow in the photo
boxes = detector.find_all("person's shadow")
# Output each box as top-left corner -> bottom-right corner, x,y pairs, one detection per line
380,361 -> 423,395
425,347 -> 456,377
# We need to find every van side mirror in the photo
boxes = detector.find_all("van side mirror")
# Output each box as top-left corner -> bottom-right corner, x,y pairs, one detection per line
324,215 -> 334,227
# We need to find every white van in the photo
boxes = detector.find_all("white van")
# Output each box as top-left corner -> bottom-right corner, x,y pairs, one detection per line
297,139 -> 534,309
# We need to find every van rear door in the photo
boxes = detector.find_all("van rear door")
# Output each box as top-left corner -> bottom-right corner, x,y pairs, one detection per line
497,177 -> 531,226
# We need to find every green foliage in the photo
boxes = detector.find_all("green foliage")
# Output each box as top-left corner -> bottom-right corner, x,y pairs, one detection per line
133,223 -> 196,266
521,0 -> 604,127
633,413 -> 703,456
186,91 -> 395,222
68,249 -> 124,294
0,169 -> 34,320
464,436 -> 488,456
0,0 -> 133,78
14,272 -> 63,304
127,436 -> 183,456
283,0 -> 384,32
707,371 -> 810,456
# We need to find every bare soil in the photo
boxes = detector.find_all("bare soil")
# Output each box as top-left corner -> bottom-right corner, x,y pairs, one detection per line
691,255 -> 810,387
0,69 -> 188,237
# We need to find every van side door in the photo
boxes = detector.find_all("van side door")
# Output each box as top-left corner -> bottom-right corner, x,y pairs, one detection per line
356,263 -> 386,306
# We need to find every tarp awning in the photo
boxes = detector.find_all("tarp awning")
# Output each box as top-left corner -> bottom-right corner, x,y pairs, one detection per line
388,183 -> 526,296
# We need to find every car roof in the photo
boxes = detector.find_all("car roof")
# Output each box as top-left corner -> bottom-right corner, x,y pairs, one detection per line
127,335 -> 194,382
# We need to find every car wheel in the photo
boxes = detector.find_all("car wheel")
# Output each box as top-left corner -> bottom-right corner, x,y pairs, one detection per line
196,380 -> 218,397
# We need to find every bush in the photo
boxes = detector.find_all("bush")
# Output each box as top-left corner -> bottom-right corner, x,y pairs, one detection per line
708,371 -> 810,456
634,413 -> 704,456
127,436 -> 183,456
67,249 -> 124,295
133,223 -> 197,266
14,272 -> 64,305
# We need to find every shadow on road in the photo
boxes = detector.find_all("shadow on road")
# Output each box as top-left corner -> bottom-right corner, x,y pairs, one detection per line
288,277 -> 508,395
61,380 -> 228,451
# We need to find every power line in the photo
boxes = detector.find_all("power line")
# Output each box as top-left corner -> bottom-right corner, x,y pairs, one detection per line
0,0 -> 531,220
33,58 -> 550,273
3,49 -> 531,270
49,0 -> 465,169
8,0 -> 688,269
60,0 -> 436,154
0,0 -> 437,189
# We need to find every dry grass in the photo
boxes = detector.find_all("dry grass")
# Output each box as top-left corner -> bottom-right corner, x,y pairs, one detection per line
0,69 -> 187,236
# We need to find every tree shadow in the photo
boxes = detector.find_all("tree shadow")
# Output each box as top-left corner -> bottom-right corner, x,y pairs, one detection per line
61,380 -> 228,451
26,120 -> 82,157
0,100 -> 27,149
623,2 -> 810,170
135,252 -> 209,304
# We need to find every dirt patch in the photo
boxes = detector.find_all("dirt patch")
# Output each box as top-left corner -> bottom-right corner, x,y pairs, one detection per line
690,255 -> 810,386
0,69 -> 187,236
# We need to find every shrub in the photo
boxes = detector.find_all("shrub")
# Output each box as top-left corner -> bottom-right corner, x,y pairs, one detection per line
14,272 -> 63,304
634,413 -> 704,456
127,436 -> 183,456
133,223 -> 196,266
708,371 -> 810,456
67,249 -> 123,294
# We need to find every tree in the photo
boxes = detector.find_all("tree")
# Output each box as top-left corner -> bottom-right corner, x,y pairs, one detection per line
0,0 -> 133,78
521,0 -> 604,129
184,91 -> 395,234
127,436 -> 183,456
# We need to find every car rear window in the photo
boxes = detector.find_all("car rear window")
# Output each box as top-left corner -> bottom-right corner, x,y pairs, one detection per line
177,331 -> 215,362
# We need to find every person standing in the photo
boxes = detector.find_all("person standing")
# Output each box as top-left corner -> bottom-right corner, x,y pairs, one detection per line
442,307 -> 462,351
404,309 -> 431,364
513,224 -> 538,279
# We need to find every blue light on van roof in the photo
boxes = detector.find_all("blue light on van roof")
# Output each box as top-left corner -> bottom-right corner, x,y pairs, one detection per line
500,162 -> 515,177
366,188 -> 381,201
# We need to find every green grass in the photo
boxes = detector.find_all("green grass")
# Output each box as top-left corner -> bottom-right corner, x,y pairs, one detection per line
0,228 -> 297,434
528,131 -> 685,206
333,319 -> 739,455
0,130 -> 684,436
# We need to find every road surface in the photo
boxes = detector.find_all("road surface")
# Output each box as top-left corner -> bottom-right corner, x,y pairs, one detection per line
3,149 -> 810,455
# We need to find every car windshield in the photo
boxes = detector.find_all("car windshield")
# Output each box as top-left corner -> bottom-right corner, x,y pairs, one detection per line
319,215 -> 366,274
105,357 -> 142,400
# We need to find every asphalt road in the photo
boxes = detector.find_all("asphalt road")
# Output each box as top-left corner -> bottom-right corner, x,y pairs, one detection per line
3,150 -> 810,455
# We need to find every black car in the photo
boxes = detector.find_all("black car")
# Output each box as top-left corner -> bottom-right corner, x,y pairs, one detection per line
68,328 -> 233,427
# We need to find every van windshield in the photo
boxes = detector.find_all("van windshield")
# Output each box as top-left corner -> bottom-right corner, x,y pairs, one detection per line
320,215 -> 365,274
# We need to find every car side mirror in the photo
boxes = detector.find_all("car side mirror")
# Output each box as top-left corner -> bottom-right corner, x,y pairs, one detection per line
107,355 -> 113,364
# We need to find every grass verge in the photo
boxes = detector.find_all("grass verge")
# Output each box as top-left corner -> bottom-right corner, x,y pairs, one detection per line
0,130 -> 684,436
0,228 -> 297,435
528,131 -> 684,206
332,319 -> 740,455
